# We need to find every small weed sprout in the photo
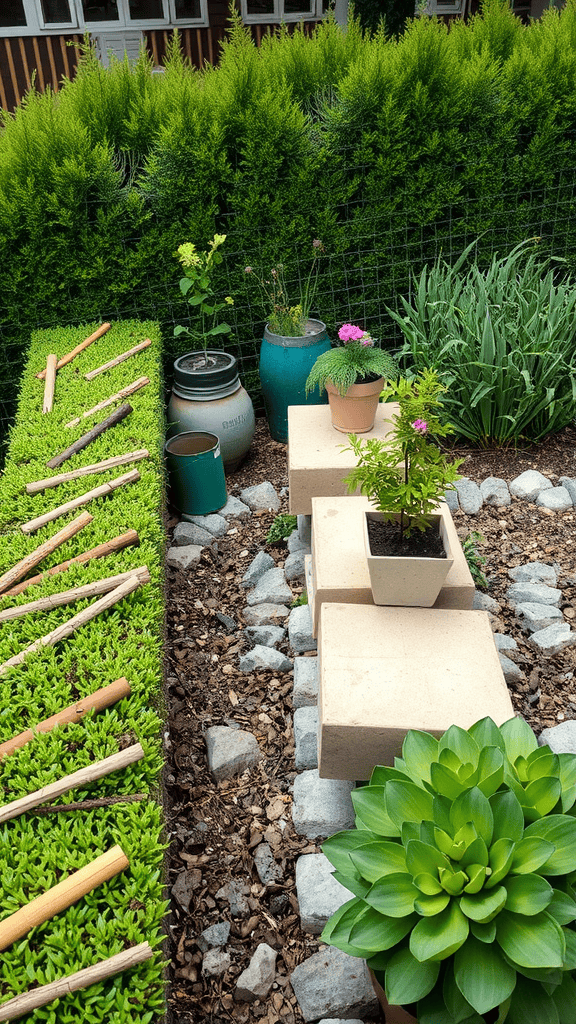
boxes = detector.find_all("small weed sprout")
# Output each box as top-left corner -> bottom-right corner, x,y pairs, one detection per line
266,513 -> 297,545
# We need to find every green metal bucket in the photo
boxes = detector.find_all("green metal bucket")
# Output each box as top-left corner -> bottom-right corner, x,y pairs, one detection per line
164,430 -> 227,516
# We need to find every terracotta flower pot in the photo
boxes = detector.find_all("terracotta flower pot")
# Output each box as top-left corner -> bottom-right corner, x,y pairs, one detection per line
370,970 -> 418,1024
325,376 -> 384,433
364,511 -> 454,607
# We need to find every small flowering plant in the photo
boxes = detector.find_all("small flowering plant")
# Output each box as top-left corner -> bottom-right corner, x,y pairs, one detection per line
244,240 -> 324,337
344,369 -> 463,539
174,235 -> 233,355
305,323 -> 397,397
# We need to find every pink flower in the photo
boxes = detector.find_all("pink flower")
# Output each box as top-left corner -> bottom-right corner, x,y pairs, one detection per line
412,419 -> 428,434
338,323 -> 365,343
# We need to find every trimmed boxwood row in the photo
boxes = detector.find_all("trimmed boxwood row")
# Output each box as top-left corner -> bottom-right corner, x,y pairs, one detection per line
0,321 -> 167,1023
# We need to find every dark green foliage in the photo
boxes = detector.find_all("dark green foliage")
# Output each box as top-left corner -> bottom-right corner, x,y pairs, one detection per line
462,531 -> 489,590
266,513 -> 297,544
0,321 -> 166,1021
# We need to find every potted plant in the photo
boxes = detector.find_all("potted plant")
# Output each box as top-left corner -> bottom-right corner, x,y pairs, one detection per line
322,715 -> 576,1024
343,369 -> 463,606
168,235 -> 255,472
245,241 -> 331,443
305,323 -> 398,433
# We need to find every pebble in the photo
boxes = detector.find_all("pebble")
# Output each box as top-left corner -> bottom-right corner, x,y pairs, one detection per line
235,943 -> 278,1002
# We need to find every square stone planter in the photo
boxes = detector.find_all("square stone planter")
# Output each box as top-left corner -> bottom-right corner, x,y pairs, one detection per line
364,510 -> 454,607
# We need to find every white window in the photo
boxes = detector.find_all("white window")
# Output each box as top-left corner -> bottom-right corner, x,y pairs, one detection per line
0,0 -> 207,35
241,0 -> 324,23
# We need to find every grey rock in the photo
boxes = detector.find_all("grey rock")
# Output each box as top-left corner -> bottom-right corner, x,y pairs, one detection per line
444,487 -> 459,511
253,843 -> 283,885
235,943 -> 277,1002
219,494 -> 251,518
509,470 -> 553,500
455,478 -> 483,514
560,476 -> 576,504
244,624 -> 285,648
198,921 -> 231,952
499,653 -> 525,685
479,476 -> 511,506
536,486 -> 573,512
284,550 -> 308,582
473,591 -> 501,614
295,853 -> 350,934
239,645 -> 293,674
290,947 -> 379,1023
515,602 -> 564,634
173,521 -> 216,548
318,1020 -> 365,1024
240,482 -> 280,512
215,612 -> 237,632
172,869 -> 201,912
506,582 -> 562,608
202,949 -> 231,977
539,720 -> 576,754
287,530 -> 310,554
205,726 -> 262,782
292,770 -> 355,841
508,562 -> 558,586
294,706 -> 319,770
241,550 -> 275,589
288,604 -> 317,654
242,603 -> 290,626
182,513 -> 229,537
297,514 -> 312,546
293,657 -> 319,708
165,544 -> 203,569
215,879 -> 251,918
246,568 -> 293,607
528,622 -> 576,656
493,633 -> 519,654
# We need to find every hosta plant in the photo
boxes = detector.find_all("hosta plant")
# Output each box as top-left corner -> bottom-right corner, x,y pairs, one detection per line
321,717 -> 576,1024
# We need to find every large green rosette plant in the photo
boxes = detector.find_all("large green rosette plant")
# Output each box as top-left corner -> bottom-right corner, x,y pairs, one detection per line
321,717 -> 576,1024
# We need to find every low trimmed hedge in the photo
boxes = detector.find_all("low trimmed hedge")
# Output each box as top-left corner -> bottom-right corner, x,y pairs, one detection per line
0,321 -> 167,1023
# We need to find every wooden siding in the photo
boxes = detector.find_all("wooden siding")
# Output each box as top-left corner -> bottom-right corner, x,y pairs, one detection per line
0,33 -> 82,111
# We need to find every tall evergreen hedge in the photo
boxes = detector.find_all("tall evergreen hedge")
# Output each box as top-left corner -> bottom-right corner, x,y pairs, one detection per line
2,0 -> 576,445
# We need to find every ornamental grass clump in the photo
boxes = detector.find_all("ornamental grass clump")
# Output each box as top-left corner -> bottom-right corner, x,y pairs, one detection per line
322,716 -> 576,1024
344,369 -> 463,539
305,322 -> 397,397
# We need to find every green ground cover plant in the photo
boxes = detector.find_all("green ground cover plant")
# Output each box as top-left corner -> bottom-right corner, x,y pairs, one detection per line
0,321 -> 167,1022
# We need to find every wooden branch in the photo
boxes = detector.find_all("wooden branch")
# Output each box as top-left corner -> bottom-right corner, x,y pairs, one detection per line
0,677 -> 131,758
2,530 -> 140,597
0,574 -> 144,677
31,793 -> 146,815
26,450 -> 149,494
0,512 -> 93,596
0,942 -> 152,1021
0,566 -> 150,622
0,845 -> 129,952
0,744 -> 144,823
21,468 -> 140,534
36,323 -> 111,380
46,403 -> 133,470
42,355 -> 57,414
84,339 -> 151,381
65,377 -> 150,428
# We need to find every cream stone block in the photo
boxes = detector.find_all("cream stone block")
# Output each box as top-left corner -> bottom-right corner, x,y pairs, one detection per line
309,496 -> 474,635
288,403 -> 399,515
318,603 -> 514,781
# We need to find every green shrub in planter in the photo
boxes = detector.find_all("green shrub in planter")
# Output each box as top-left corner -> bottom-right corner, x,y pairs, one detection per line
321,717 -> 576,1024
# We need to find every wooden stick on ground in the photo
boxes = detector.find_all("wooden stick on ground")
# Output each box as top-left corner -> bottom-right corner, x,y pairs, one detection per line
27,450 -> 149,494
46,403 -> 133,470
0,512 -> 93,597
21,468 -> 140,535
0,566 -> 150,622
42,355 -> 57,414
65,377 -> 150,428
84,339 -> 151,381
0,743 -> 144,824
0,677 -> 131,759
36,323 -> 111,380
3,530 -> 140,597
0,942 -> 152,1021
31,794 -> 146,816
0,574 -> 143,677
0,845 -> 129,952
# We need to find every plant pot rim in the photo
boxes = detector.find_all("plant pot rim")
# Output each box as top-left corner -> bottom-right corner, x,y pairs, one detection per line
263,318 -> 327,347
325,375 -> 384,398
